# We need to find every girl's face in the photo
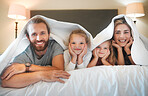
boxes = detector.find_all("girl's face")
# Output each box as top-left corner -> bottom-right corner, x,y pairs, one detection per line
96,41 -> 110,58
70,34 -> 87,55
114,24 -> 131,47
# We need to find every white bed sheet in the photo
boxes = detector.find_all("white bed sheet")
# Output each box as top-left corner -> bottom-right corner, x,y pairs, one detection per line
0,65 -> 148,96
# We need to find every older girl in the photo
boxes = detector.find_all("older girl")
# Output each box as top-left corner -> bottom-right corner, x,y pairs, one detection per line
64,29 -> 92,71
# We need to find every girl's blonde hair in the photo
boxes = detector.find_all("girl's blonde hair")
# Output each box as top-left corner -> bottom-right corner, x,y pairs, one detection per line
68,29 -> 90,47
105,40 -> 117,65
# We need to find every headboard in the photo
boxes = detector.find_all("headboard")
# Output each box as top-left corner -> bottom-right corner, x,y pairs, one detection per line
31,10 -> 118,37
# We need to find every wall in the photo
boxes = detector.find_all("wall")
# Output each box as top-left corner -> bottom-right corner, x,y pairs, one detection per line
0,0 -> 148,54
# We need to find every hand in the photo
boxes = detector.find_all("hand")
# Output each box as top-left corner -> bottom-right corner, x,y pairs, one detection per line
1,63 -> 26,80
69,44 -> 77,58
92,48 -> 99,59
124,37 -> 133,53
101,50 -> 113,66
41,70 -> 70,83
102,49 -> 110,61
78,44 -> 87,58
77,44 -> 87,65
112,40 -> 122,50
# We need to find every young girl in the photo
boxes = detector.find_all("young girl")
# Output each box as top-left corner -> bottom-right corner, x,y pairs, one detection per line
64,29 -> 92,71
87,40 -> 116,67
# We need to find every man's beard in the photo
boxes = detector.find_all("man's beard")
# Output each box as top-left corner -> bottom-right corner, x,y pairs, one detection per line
31,40 -> 49,52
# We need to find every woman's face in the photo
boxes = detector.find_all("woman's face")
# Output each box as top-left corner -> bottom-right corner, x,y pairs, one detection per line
114,24 -> 131,47
70,34 -> 87,55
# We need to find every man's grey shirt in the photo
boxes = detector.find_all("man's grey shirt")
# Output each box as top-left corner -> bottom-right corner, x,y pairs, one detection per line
12,40 -> 63,66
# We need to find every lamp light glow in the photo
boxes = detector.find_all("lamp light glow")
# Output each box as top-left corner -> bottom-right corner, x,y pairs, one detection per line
126,2 -> 145,18
8,4 -> 26,38
8,4 -> 26,20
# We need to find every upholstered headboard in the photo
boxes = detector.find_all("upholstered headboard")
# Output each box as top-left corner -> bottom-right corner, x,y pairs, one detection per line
31,10 -> 118,37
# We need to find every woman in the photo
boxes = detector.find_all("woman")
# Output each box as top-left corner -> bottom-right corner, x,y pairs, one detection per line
112,18 -> 135,65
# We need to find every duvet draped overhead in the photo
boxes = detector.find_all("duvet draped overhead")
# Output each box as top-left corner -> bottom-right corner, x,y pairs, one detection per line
0,15 -> 93,74
91,14 -> 148,65
0,14 -> 148,74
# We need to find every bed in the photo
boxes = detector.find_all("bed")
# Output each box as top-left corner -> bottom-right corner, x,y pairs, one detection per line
0,66 -> 148,96
0,10 -> 148,96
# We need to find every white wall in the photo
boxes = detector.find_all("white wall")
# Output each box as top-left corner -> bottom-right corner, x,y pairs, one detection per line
0,0 -> 148,54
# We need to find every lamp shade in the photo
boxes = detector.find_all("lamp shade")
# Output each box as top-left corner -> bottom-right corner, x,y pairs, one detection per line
8,4 -> 26,20
126,2 -> 145,17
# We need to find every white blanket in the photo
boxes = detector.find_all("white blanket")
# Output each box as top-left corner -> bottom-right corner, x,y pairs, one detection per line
0,14 -> 148,96
0,15 -> 93,74
0,66 -> 148,96
91,14 -> 148,65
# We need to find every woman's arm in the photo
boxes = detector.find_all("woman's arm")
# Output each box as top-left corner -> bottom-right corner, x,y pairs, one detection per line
112,40 -> 125,65
117,48 -> 125,65
124,37 -> 135,65
124,48 -> 135,65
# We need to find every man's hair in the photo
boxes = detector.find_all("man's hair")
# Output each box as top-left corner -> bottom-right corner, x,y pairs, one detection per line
25,18 -> 50,37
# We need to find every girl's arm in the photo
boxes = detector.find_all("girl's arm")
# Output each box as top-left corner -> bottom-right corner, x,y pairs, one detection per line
64,50 -> 76,71
101,50 -> 113,66
112,40 -> 125,65
77,50 -> 92,69
77,44 -> 87,65
101,59 -> 113,65
87,49 -> 98,68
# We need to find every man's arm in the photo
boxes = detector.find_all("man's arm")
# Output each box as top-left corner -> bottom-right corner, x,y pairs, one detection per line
30,54 -> 64,71
52,54 -> 64,70
1,61 -> 63,80
1,70 -> 70,88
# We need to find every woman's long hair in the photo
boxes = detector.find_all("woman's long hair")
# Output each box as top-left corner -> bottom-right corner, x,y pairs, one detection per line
107,40 -> 117,65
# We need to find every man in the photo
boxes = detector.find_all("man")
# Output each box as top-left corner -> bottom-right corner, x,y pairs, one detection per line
1,17 -> 70,88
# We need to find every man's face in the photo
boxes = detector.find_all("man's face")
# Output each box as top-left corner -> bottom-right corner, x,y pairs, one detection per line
27,23 -> 49,51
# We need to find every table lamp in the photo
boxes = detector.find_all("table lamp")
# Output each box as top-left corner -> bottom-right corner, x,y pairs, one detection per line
126,2 -> 145,23
8,4 -> 26,38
